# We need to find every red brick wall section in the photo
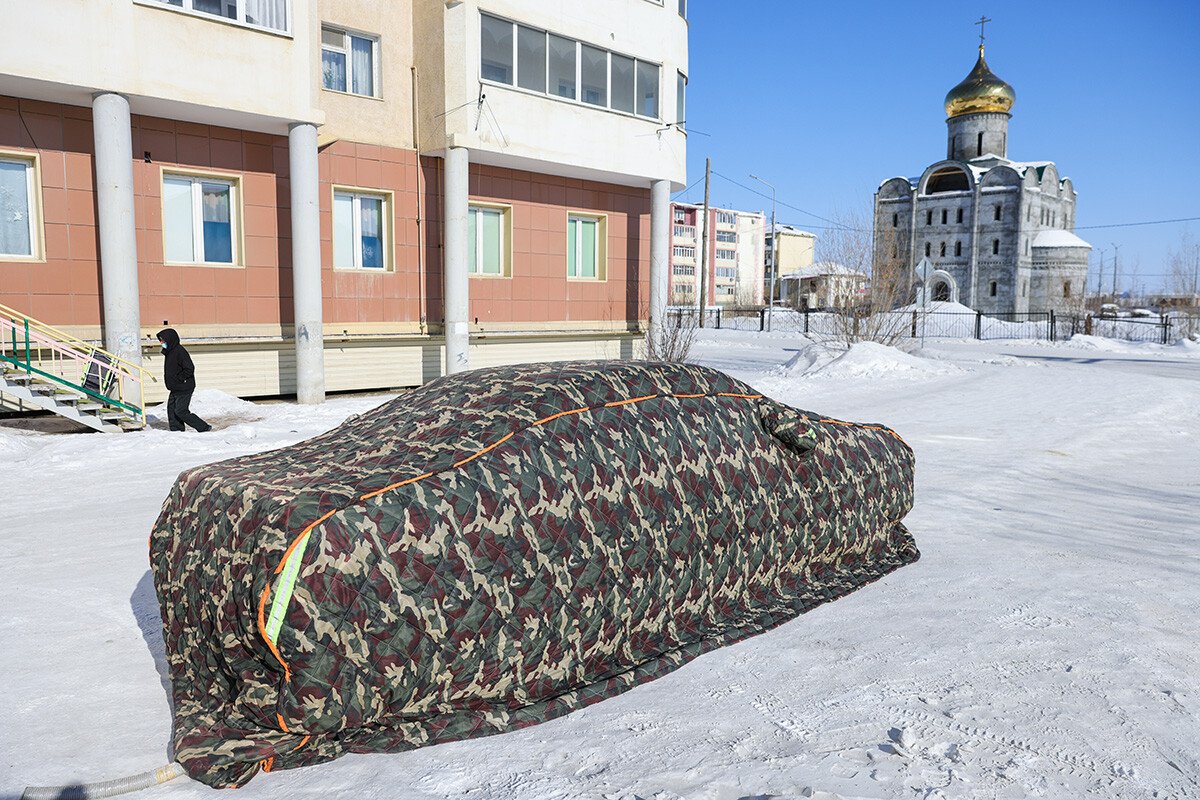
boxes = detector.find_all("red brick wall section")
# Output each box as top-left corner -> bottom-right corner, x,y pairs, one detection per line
1,97 -> 649,333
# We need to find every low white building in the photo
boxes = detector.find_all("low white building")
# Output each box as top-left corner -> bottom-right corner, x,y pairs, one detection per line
779,262 -> 865,309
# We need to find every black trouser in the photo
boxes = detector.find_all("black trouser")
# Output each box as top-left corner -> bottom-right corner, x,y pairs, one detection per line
167,391 -> 210,432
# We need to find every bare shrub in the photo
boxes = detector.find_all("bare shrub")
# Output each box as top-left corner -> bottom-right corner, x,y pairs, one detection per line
819,208 -> 915,347
645,307 -> 698,362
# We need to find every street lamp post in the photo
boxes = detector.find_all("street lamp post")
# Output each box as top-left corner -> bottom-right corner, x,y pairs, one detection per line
749,174 -> 776,332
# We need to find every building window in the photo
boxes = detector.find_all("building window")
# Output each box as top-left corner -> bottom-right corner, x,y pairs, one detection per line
994,204 -> 1001,221
673,207 -> 686,223
480,14 -> 514,83
549,34 -> 576,99
144,0 -> 290,33
333,189 -> 388,270
0,155 -> 39,258
568,214 -> 605,279
716,210 -> 735,225
941,209 -> 947,224
939,242 -> 946,257
977,131 -> 983,155
672,245 -> 695,259
926,210 -> 932,225
715,230 -> 737,243
468,205 -> 509,275
1063,281 -> 1071,298
716,285 -> 734,296
715,266 -> 736,278
954,241 -> 962,257
924,242 -> 931,257
990,281 -> 998,297
322,27 -> 378,97
673,264 -> 695,276
992,238 -> 1000,255
715,249 -> 736,261
956,207 -> 963,223
892,212 -> 898,228
678,0 -> 687,18
482,15 -> 660,119
636,60 -> 659,117
676,71 -> 686,125
162,173 -> 238,265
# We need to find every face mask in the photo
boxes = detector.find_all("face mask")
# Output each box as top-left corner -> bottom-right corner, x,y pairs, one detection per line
161,342 -> 167,351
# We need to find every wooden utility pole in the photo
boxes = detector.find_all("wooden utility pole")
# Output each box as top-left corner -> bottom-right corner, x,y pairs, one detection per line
699,157 -> 711,327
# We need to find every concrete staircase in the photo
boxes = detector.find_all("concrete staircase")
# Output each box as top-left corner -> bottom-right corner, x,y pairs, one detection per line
1,303 -> 153,433
1,362 -> 143,432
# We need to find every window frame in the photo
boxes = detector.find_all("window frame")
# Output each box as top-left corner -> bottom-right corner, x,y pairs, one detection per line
566,212 -> 607,281
137,0 -> 291,35
0,151 -> 43,261
160,168 -> 242,267
468,202 -> 513,277
321,25 -> 380,98
479,13 -> 662,121
332,186 -> 393,272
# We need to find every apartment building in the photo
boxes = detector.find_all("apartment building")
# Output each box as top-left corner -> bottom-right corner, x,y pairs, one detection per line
0,0 -> 687,405
668,202 -> 764,308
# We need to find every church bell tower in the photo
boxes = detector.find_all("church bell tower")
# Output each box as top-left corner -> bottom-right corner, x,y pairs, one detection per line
944,39 -> 1015,161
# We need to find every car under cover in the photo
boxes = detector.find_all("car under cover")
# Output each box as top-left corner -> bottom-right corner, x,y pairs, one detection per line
150,359 -> 919,787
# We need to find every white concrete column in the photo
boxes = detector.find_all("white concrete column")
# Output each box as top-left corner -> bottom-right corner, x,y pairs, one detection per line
648,179 -> 671,358
288,122 -> 325,404
443,146 -> 470,374
91,92 -> 141,366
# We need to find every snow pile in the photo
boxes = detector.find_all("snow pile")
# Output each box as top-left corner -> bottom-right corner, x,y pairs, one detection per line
806,341 -> 965,380
145,388 -> 265,428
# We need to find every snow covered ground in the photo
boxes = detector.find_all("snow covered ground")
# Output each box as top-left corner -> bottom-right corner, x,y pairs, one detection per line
2,331 -> 1198,799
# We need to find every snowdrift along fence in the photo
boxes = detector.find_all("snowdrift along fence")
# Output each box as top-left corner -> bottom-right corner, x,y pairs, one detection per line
666,306 -> 1177,344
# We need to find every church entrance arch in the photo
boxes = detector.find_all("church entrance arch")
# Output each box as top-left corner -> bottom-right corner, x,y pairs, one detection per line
927,269 -> 959,304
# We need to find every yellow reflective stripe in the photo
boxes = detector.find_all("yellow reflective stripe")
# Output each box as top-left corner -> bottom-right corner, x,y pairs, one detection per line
265,529 -> 314,645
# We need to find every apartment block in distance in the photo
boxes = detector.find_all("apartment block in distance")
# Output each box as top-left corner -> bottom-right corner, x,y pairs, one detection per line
668,202 -> 765,308
0,0 -> 688,407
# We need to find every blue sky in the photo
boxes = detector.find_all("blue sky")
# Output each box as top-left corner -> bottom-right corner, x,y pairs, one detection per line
675,1 -> 1200,294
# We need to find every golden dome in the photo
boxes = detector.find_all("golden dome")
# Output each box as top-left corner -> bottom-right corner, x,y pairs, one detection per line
944,46 -> 1015,118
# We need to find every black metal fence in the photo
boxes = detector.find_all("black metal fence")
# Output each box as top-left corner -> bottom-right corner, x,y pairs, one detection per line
666,306 -> 1177,345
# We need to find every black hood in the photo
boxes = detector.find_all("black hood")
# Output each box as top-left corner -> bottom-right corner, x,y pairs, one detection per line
157,328 -> 181,350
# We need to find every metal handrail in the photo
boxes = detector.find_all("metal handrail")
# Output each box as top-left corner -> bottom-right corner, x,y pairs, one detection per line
0,305 -> 155,426
0,302 -> 154,380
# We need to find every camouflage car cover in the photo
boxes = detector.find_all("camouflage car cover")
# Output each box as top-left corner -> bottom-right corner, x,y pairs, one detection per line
150,360 -> 918,788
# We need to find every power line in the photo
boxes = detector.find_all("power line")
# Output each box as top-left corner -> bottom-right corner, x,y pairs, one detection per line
1075,216 -> 1200,231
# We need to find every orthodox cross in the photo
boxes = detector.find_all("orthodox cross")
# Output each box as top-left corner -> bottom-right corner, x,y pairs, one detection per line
976,15 -> 992,46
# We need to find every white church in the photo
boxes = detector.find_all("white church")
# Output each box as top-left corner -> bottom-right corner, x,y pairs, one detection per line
874,40 -> 1091,313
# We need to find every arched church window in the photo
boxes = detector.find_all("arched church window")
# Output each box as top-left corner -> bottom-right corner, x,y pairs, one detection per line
992,239 -> 1000,255
926,210 -> 932,225
892,213 -> 898,228
989,281 -> 997,297
925,242 -> 931,257
927,168 -> 969,193
940,242 -> 946,256
977,132 -> 984,156
957,208 -> 963,223
941,209 -> 947,224
933,282 -> 951,302
994,205 -> 1002,221
1063,282 -> 1071,298
955,241 -> 962,256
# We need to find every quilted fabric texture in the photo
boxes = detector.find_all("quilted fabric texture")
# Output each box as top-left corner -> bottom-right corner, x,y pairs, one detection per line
150,360 -> 919,787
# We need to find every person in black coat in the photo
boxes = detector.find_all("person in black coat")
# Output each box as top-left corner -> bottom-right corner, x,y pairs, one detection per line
156,328 -> 211,432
